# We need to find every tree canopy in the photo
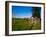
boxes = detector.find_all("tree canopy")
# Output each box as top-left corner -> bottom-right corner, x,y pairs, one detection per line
32,7 -> 41,18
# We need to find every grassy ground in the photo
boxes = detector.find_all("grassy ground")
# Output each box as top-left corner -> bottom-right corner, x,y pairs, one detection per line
12,18 -> 41,31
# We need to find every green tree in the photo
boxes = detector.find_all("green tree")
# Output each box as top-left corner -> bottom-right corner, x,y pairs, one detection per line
32,7 -> 41,18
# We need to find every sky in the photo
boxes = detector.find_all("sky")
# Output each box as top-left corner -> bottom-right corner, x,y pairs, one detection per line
12,6 -> 33,18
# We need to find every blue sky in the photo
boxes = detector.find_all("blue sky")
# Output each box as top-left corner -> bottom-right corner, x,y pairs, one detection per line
12,6 -> 33,18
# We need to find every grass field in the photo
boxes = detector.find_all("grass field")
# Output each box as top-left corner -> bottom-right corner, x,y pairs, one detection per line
12,18 -> 41,31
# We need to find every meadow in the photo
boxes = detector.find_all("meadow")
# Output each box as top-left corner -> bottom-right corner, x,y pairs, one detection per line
12,18 -> 41,31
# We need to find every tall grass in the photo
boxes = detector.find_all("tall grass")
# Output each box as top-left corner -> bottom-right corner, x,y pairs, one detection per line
12,17 -> 41,31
